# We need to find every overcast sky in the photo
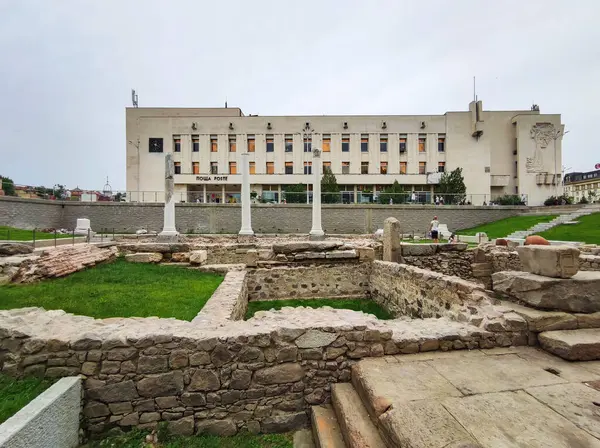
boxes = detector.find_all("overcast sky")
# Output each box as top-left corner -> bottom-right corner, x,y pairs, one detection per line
1,0 -> 599,190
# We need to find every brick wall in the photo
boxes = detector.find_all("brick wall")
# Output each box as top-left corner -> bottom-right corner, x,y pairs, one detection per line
1,197 -> 523,234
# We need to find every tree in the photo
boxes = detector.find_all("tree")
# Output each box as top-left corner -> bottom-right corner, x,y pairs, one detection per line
378,180 -> 407,204
436,167 -> 466,204
0,175 -> 15,196
282,184 -> 307,203
321,167 -> 340,203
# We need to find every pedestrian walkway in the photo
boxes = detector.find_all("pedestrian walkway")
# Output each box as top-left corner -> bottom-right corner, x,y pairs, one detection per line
311,347 -> 600,447
506,204 -> 600,239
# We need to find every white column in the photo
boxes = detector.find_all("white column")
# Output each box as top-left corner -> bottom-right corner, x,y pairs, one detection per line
221,184 -> 226,203
158,153 -> 179,241
202,184 -> 207,203
310,148 -> 325,240
239,153 -> 254,235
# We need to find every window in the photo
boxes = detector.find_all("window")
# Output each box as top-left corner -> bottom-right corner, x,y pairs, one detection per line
342,161 -> 350,174
210,162 -> 218,174
342,135 -> 350,152
229,136 -> 236,152
266,162 -> 275,174
229,161 -> 237,174
285,162 -> 293,174
304,161 -> 312,175
266,135 -> 274,152
380,161 -> 388,174
323,161 -> 331,172
418,136 -> 426,152
438,161 -> 446,173
210,136 -> 218,152
361,135 -> 369,152
192,135 -> 199,152
285,135 -> 293,152
174,162 -> 181,174
249,162 -> 256,174
438,135 -> 445,152
380,135 -> 388,152
304,136 -> 312,152
322,135 -> 331,152
400,162 -> 407,174
513,162 -> 517,177
149,138 -> 163,153
173,136 -> 181,152
248,135 -> 255,152
192,162 -> 200,174
399,135 -> 407,153
418,161 -> 426,174
361,161 -> 369,174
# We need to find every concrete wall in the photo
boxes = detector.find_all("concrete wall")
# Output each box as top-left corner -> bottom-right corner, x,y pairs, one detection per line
0,197 -> 524,234
0,377 -> 81,448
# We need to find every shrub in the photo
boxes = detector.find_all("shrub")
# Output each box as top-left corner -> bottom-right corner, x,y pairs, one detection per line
493,195 -> 525,206
544,195 -> 573,206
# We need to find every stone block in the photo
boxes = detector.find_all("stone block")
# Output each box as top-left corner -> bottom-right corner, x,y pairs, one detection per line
383,218 -> 401,263
471,262 -> 492,277
87,380 -> 139,403
294,252 -> 326,260
246,249 -> 259,267
438,243 -> 468,252
400,243 -> 436,256
493,270 -> 600,313
295,330 -> 338,348
261,412 -> 309,433
168,416 -> 195,436
539,329 -> 600,361
124,252 -> 163,263
254,363 -> 304,384
356,247 -> 375,261
196,419 -> 237,436
325,250 -> 357,259
0,243 -> 34,256
189,250 -> 208,265
189,369 -> 220,391
137,371 -> 184,397
517,245 -> 580,278
272,241 -> 342,254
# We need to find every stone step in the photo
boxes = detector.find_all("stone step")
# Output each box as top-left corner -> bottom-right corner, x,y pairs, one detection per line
539,328 -> 600,361
311,405 -> 345,448
331,383 -> 386,448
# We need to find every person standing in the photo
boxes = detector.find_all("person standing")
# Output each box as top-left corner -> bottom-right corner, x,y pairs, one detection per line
429,215 -> 440,243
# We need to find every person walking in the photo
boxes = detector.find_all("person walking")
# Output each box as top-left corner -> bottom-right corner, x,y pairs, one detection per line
429,215 -> 440,243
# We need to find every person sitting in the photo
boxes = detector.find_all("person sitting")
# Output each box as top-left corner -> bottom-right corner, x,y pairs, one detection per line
448,233 -> 458,244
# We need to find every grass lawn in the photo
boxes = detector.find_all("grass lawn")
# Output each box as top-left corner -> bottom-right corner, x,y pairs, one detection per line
538,212 -> 600,244
0,373 -> 54,424
457,214 -> 558,239
0,259 -> 223,321
0,226 -> 73,241
83,428 -> 293,448
245,298 -> 392,320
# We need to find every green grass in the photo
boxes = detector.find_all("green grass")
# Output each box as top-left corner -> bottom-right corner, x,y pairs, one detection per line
0,259 -> 223,321
0,373 -> 54,424
83,428 -> 293,448
245,298 -> 393,320
0,226 -> 73,241
538,212 -> 600,244
457,214 -> 558,239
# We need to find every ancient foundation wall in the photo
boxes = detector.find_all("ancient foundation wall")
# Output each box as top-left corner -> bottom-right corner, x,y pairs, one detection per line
369,261 -> 490,320
0,197 -> 524,235
246,264 -> 371,301
402,252 -> 474,280
192,271 -> 248,325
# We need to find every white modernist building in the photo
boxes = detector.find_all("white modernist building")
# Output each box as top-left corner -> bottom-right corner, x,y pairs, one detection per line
126,100 -> 565,206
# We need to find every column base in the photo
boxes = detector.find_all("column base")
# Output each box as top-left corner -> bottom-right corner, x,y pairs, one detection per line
238,229 -> 255,236
309,230 -> 325,241
157,230 -> 180,243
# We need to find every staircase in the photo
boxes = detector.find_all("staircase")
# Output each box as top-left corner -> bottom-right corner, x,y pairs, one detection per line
506,205 -> 600,239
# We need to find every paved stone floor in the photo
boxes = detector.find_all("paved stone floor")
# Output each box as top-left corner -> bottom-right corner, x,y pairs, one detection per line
354,346 -> 600,447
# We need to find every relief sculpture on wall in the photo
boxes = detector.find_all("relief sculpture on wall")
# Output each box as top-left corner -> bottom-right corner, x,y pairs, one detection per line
527,123 -> 556,173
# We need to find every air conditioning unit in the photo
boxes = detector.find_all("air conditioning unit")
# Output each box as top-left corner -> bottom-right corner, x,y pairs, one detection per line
229,122 -> 234,130
420,121 -> 426,129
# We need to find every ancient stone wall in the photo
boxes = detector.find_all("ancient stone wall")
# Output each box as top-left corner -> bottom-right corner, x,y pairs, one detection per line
579,254 -> 600,271
370,261 -> 490,321
402,252 -> 474,280
192,271 -> 248,324
0,196 -> 523,235
246,264 -> 371,301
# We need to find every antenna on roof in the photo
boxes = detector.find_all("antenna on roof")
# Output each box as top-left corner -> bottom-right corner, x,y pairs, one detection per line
131,89 -> 138,108
225,98 -> 228,108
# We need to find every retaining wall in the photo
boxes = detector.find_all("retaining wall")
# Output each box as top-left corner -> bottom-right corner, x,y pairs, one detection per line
0,197 -> 525,234
0,376 -> 81,448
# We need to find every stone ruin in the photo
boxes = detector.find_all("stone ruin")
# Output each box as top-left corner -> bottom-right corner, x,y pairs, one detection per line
1,227 -> 600,440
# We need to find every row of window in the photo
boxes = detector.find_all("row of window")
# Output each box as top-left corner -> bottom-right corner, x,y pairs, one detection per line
570,183 -> 600,191
174,161 -> 446,176
165,134 -> 446,154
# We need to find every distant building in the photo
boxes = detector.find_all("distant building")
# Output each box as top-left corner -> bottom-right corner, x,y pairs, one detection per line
564,169 -> 600,203
126,100 -> 565,205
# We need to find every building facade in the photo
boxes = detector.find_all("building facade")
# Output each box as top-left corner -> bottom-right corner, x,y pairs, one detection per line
126,101 -> 565,206
564,169 -> 600,204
